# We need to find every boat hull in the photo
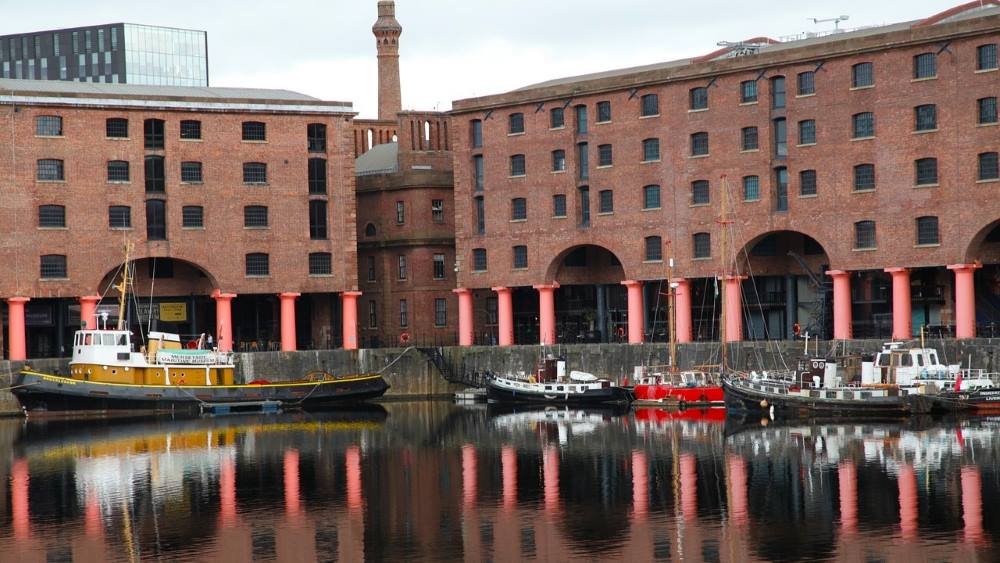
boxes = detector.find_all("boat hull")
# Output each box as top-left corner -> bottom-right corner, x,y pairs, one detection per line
486,380 -> 632,405
12,370 -> 390,417
907,388 -> 1000,413
633,385 -> 724,406
722,376 -> 918,417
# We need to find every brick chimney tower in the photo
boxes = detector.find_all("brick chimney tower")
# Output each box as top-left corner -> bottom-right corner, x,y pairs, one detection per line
373,1 -> 402,120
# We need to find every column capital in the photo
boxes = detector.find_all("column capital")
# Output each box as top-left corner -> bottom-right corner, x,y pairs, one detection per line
6,297 -> 30,305
947,263 -> 982,272
78,295 -> 101,304
884,267 -> 909,274
826,269 -> 851,278
722,275 -> 747,282
532,283 -> 560,291
342,291 -> 363,298
279,292 -> 301,299
210,289 -> 237,300
621,280 -> 643,288
452,287 -> 472,295
491,286 -> 512,294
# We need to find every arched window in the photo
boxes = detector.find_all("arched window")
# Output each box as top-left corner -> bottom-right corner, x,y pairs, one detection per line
365,223 -> 377,237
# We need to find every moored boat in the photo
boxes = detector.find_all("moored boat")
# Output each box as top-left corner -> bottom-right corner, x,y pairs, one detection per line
632,366 -> 723,406
485,356 -> 632,406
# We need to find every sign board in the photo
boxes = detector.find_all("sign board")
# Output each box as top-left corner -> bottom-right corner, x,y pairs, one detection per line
159,302 -> 187,322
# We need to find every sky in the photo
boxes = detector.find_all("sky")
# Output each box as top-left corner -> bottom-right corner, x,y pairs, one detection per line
1,0 -> 962,118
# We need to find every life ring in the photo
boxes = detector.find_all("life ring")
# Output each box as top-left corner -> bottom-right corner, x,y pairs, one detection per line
616,327 -> 626,338
399,332 -> 411,344
792,323 -> 801,337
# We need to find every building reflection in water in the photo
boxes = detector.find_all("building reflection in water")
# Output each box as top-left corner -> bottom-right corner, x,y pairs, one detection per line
0,405 -> 997,561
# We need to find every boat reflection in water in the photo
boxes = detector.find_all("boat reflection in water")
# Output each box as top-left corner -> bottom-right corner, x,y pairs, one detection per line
0,404 -> 997,561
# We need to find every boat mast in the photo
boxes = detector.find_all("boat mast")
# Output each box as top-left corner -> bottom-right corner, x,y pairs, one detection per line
667,249 -> 677,371
718,175 -> 732,372
114,240 -> 134,331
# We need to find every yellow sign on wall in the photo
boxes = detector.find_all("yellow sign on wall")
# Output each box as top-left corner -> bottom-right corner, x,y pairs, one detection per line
159,302 -> 188,322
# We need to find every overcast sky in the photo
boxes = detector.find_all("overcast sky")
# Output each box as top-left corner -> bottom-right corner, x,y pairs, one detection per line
2,0 -> 960,118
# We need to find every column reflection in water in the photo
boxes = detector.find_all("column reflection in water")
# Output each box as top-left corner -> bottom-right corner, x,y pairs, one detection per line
12,459 -> 31,540
961,466 -> 983,545
838,462 -> 857,535
462,444 -> 477,508
680,453 -> 697,520
501,446 -> 517,511
727,454 -> 748,527
632,450 -> 648,519
543,446 -> 561,515
215,453 -> 252,562
897,464 -> 918,541
340,445 -> 365,562
277,448 -> 316,561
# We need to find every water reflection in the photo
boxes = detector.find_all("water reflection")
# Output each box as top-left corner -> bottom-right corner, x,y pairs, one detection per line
1,405 -> 997,561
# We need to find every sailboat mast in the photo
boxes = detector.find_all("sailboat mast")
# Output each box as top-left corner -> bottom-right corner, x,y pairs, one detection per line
115,241 -> 133,331
668,255 -> 677,370
718,175 -> 731,371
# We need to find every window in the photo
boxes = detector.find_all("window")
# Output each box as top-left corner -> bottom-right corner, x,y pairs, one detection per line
800,170 -> 817,196
741,127 -> 758,151
309,200 -> 328,239
180,120 -> 201,140
852,62 -> 873,88
106,117 -> 128,138
40,255 -> 67,279
644,236 -> 662,261
740,80 -> 758,103
471,119 -> 483,147
913,53 -> 936,79
693,233 -> 711,259
244,205 -> 268,228
472,248 -> 487,271
852,112 -> 874,138
396,201 -> 405,224
307,123 -> 327,152
742,175 -> 760,201
397,255 -> 407,280
182,205 -> 203,228
510,154 -> 526,176
689,87 -> 708,110
242,121 -> 266,141
368,300 -> 377,329
553,194 -> 567,217
578,186 -> 591,227
366,256 -> 376,281
575,105 -> 588,133
550,108 -> 564,129
365,223 -> 376,237
398,300 -> 408,328
309,253 -> 332,275
775,167 -> 789,211
473,155 -> 484,191
434,298 -> 447,327
642,138 -> 660,162
596,101 -> 611,123
978,97 -> 997,124
180,161 -> 203,183
854,221 -> 876,249
552,149 -> 566,172
511,197 -> 527,221
641,94 -> 659,116
692,180 -> 710,205
915,158 -> 938,185
980,152 -> 999,180
798,120 -> 816,145
771,76 -> 786,109
245,253 -> 269,276
308,158 -> 327,194
243,162 -> 267,184
508,113 -> 524,134
577,142 -> 589,179
978,44 -> 998,71
598,189 -> 613,213
38,205 -> 65,228
513,245 -> 528,269
643,185 -> 661,209
144,118 -> 164,149
145,156 -> 165,192
797,71 -> 815,95
433,253 -> 446,279
598,144 -> 613,166
431,199 -> 444,223
916,216 -> 939,245
37,159 -> 64,181
774,118 -> 787,156
146,200 -> 166,240
102,205 -> 131,229
107,160 -> 130,182
914,104 -> 937,131
474,196 -> 485,234
690,132 -> 709,156
854,164 -> 875,190
36,115 -> 62,136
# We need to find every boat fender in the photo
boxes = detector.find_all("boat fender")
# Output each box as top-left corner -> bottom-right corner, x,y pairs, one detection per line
399,332 -> 410,345
760,399 -> 769,409
616,327 -> 625,338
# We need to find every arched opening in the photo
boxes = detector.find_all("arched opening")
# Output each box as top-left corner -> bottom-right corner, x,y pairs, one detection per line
366,128 -> 374,151
423,120 -> 431,143
967,219 -> 1000,337
364,223 -> 377,237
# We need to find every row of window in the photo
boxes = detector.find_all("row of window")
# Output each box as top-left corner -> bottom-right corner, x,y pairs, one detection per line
38,251 -> 335,280
34,116 -> 329,152
382,199 -> 446,226
367,298 -> 448,330
2,28 -> 119,62
363,253 -> 449,283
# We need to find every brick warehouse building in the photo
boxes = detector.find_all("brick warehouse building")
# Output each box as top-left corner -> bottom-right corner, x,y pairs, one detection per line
449,1 -> 1000,347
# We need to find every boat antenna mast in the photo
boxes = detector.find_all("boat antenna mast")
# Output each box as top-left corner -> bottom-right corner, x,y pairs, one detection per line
717,174 -> 734,371
114,240 -> 134,331
664,239 -> 678,371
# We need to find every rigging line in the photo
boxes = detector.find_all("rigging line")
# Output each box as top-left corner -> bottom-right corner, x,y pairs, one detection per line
147,256 -> 157,337
10,95 -> 22,293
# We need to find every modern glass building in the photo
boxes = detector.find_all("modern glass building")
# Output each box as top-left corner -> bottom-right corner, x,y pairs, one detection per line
0,23 -> 208,86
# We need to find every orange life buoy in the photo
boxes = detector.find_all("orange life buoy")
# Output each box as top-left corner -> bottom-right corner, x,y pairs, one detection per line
616,327 -> 626,338
792,322 -> 801,337
399,332 -> 410,344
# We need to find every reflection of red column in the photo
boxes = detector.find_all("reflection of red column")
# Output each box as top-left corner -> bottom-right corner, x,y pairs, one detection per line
723,276 -> 746,342
283,449 -> 301,519
342,291 -> 362,350
727,454 -> 748,526
211,290 -> 236,352
672,278 -> 692,344
346,446 -> 362,512
885,268 -> 912,340
680,453 -> 697,520
79,295 -> 101,330
827,270 -> 852,340
838,462 -> 857,535
453,288 -> 474,346
948,264 -> 981,339
962,466 -> 983,544
220,455 -> 237,527
493,287 -> 514,346
622,280 -> 644,344
543,446 -> 560,514
502,446 -> 517,511
7,297 -> 30,361
462,444 -> 477,508
279,292 -> 300,352
898,464 -> 917,540
12,459 -> 30,539
85,490 -> 103,538
632,450 -> 648,519
534,284 -> 559,346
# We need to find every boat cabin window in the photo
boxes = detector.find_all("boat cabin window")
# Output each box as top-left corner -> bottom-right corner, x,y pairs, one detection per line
119,334 -> 128,346
877,354 -> 890,367
84,334 -> 92,345
916,354 -> 924,367
901,354 -> 913,367
929,353 -> 938,365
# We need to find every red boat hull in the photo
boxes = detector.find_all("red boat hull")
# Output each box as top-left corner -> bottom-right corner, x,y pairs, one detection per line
633,384 -> 724,405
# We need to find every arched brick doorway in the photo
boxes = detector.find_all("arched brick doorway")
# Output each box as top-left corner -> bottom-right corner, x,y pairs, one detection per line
965,219 -> 1000,337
